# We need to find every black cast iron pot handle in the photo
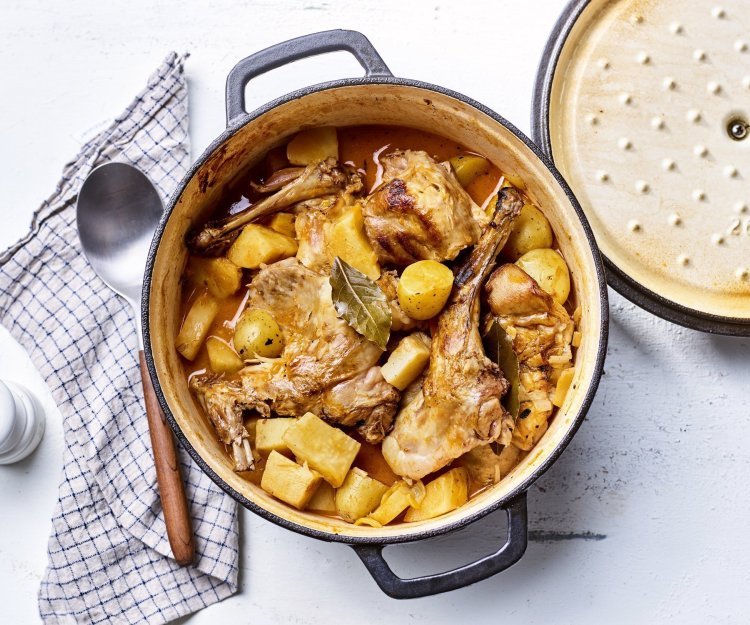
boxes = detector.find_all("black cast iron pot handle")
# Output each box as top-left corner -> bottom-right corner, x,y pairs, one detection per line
351,493 -> 528,599
225,29 -> 393,124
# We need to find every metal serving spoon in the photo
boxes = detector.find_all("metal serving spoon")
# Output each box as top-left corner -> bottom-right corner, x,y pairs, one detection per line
77,162 -> 194,565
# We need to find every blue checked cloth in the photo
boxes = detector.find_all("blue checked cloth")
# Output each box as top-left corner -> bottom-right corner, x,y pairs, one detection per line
0,53 -> 239,624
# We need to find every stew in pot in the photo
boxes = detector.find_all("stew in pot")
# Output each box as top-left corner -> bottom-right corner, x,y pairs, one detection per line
176,125 -> 580,526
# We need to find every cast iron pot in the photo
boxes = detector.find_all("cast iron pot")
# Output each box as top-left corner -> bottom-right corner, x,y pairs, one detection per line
143,30 -> 609,599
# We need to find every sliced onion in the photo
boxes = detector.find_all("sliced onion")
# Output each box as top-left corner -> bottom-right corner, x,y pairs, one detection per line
408,481 -> 427,508
354,517 -> 382,528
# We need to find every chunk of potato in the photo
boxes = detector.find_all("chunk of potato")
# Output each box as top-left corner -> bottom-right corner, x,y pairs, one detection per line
176,292 -> 219,361
307,481 -> 337,514
515,248 -> 571,304
267,212 -> 296,238
260,451 -> 321,510
287,127 -> 338,166
449,155 -> 489,187
233,309 -> 283,359
362,480 -> 426,526
503,204 -> 554,261
255,418 -> 296,454
326,203 -> 381,280
403,467 -> 469,522
186,256 -> 243,299
283,412 -> 361,487
335,468 -> 389,522
380,332 -> 431,390
206,336 -> 244,374
227,224 -> 298,269
552,367 -> 575,407
397,260 -> 454,320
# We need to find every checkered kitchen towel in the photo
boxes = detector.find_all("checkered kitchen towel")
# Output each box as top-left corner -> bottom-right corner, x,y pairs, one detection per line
0,53 -> 239,624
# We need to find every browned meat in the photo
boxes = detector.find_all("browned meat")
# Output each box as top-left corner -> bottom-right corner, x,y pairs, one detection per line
484,263 -> 574,450
362,150 -> 487,266
189,374 -> 261,472
190,257 -> 399,470
188,158 -> 363,255
381,188 -> 523,480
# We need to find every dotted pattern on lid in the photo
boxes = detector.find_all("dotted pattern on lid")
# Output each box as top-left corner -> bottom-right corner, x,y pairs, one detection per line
548,0 -> 750,319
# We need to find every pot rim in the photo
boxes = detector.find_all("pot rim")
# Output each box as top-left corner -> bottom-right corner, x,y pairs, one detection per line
142,75 -> 610,544
531,0 -> 750,337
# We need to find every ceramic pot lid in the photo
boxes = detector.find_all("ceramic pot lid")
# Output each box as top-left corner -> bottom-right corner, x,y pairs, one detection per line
533,0 -> 750,335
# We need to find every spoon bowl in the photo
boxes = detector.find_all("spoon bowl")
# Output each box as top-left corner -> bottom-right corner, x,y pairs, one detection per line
77,162 -> 163,303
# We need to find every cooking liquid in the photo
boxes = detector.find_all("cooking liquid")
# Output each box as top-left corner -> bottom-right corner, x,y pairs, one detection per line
179,125 -> 556,519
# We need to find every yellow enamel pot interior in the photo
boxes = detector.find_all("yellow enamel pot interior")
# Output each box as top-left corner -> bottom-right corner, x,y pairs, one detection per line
547,0 -> 750,320
147,82 -> 606,541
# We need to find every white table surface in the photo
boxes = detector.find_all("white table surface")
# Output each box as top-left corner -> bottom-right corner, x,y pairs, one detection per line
1,1 -> 749,623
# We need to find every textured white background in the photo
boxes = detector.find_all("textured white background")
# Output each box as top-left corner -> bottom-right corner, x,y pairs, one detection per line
1,1 -> 749,623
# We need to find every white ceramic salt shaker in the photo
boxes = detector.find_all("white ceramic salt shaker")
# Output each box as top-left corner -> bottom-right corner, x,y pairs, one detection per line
0,379 -> 45,464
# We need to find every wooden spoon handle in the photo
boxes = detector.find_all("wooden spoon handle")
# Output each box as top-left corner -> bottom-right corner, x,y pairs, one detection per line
138,351 -> 195,566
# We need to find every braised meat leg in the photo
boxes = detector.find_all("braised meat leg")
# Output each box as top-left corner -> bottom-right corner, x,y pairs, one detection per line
188,158 -> 363,255
382,188 -> 523,480
484,263 -> 574,451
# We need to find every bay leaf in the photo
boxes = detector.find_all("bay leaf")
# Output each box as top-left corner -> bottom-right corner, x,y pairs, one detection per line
483,319 -> 520,418
330,257 -> 391,350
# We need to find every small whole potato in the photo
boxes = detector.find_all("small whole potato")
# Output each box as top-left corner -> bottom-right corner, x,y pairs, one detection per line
503,204 -> 553,261
515,248 -> 571,304
397,260 -> 454,320
449,154 -> 489,187
233,309 -> 283,359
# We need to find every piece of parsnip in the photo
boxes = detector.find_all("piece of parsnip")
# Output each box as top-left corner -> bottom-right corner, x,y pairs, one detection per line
283,412 -> 361,487
267,212 -> 296,238
176,292 -> 219,361
255,418 -> 296,454
326,203 -> 381,280
380,332 -> 431,390
364,479 -> 426,526
260,451 -> 321,510
552,367 -> 575,407
205,336 -> 244,374
403,467 -> 468,522
287,127 -> 338,166
227,224 -> 298,269
335,468 -> 389,522
186,256 -> 243,299
307,481 -> 337,514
